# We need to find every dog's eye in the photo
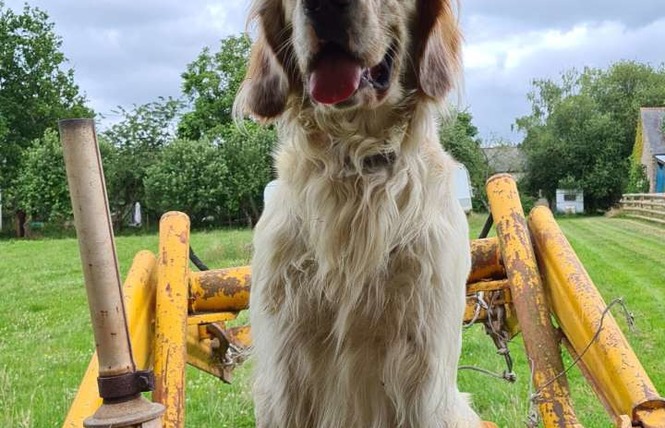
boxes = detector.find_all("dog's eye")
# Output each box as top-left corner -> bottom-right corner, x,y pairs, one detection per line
303,0 -> 321,13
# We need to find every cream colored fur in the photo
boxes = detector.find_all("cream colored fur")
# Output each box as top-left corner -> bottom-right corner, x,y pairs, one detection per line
236,0 -> 481,426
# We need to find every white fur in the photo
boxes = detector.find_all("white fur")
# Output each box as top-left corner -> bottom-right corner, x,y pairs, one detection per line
239,0 -> 481,426
249,104 -> 480,428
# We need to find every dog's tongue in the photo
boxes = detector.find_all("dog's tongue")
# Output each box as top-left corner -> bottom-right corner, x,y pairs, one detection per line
309,49 -> 362,105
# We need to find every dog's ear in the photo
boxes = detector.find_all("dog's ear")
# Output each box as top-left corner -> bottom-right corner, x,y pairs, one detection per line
237,33 -> 290,119
235,0 -> 295,120
415,0 -> 461,99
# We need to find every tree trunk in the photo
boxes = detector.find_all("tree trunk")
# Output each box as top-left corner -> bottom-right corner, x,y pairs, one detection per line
15,210 -> 26,238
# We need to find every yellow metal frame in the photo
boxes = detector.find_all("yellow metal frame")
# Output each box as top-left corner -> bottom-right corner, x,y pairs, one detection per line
64,250 -> 158,427
63,213 -> 252,428
529,205 -> 665,427
64,176 -> 664,428
153,212 -> 190,427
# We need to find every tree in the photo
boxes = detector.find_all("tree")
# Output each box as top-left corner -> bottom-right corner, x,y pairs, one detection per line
15,128 -> 70,223
520,93 -> 626,211
579,62 -> 665,159
176,34 -> 277,225
101,97 -> 183,227
144,138 -> 228,226
439,110 -> 489,209
144,123 -> 276,226
178,35 -> 251,140
517,61 -> 665,211
0,2 -> 91,233
216,123 -> 276,224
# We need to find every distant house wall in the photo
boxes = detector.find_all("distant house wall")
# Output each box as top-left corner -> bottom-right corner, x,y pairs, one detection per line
642,153 -> 656,193
555,189 -> 584,214
638,108 -> 665,192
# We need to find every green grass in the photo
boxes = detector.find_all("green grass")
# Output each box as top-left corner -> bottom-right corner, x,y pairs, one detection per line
0,230 -> 254,428
0,215 -> 663,427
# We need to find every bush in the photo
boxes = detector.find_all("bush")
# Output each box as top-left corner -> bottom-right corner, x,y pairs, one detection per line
144,138 -> 228,226
627,163 -> 649,193
144,122 -> 276,227
216,122 -> 276,225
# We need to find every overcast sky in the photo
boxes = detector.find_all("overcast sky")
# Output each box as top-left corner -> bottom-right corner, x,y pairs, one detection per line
4,0 -> 665,143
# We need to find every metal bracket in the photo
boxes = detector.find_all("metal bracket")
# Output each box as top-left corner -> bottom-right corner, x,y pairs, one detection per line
97,370 -> 155,403
207,323 -> 248,384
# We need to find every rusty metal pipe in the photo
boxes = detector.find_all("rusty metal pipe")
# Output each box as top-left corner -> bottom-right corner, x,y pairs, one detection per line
486,174 -> 581,427
469,237 -> 504,283
529,205 -> 665,427
60,118 -> 135,377
60,119 -> 163,427
63,250 -> 160,427
154,212 -> 191,428
189,266 -> 251,312
187,244 -> 501,312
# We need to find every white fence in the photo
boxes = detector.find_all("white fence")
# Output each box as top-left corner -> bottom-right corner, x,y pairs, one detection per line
620,193 -> 665,225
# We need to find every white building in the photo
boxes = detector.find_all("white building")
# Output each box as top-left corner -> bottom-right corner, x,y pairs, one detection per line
555,189 -> 584,214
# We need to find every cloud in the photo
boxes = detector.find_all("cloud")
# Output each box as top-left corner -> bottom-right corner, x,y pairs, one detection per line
3,0 -> 665,142
463,18 -> 665,142
4,0 -> 249,125
461,0 -> 665,32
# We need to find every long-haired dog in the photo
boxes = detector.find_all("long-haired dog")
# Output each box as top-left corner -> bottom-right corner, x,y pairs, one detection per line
235,0 -> 481,426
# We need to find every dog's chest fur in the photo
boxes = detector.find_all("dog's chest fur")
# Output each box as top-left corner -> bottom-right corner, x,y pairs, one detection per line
249,106 -> 471,427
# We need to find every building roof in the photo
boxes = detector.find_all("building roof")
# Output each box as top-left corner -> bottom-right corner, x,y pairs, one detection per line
641,107 -> 665,155
483,145 -> 526,174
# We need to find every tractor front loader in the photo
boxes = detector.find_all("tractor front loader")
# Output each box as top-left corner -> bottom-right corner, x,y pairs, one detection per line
60,119 -> 664,428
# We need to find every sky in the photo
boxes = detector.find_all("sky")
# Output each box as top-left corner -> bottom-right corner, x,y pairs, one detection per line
4,0 -> 665,144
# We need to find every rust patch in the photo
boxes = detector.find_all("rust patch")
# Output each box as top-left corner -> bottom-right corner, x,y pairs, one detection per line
199,272 -> 250,299
469,238 -> 505,283
178,231 -> 188,244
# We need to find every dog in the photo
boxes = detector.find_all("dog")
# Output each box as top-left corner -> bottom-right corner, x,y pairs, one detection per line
235,0 -> 481,426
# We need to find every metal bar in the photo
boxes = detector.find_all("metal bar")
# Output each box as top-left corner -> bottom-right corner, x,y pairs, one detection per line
469,237 -> 504,283
187,312 -> 238,326
486,174 -> 581,427
59,118 -> 135,377
528,205 -> 665,427
467,279 -> 509,295
154,212 -> 191,428
63,251 -> 161,427
189,266 -> 251,312
186,327 -> 223,379
187,241 -> 502,312
125,251 -> 160,367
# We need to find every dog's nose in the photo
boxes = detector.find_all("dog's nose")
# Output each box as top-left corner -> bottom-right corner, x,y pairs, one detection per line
303,0 -> 351,46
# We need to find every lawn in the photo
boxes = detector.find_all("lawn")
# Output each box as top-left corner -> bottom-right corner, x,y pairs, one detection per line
0,214 -> 663,427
